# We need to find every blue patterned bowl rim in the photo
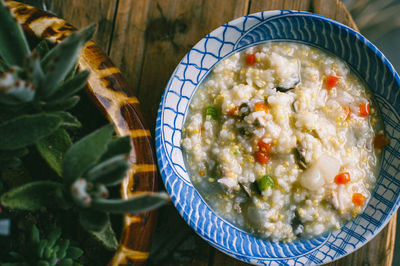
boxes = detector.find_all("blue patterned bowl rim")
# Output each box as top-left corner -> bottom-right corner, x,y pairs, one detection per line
155,10 -> 400,265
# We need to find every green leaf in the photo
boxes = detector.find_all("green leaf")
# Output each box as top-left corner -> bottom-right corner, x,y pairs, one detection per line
40,25 -> 95,97
38,239 -> 48,258
1,181 -> 67,211
46,226 -> 61,248
78,209 -> 108,232
205,106 -> 218,120
47,70 -> 89,100
31,224 -> 40,246
33,39 -> 51,59
37,261 -> 50,266
40,96 -> 80,111
53,111 -> 81,128
100,136 -> 131,162
256,175 -> 274,191
92,192 -> 170,214
58,259 -> 73,266
0,57 -> 8,72
86,155 -> 129,186
25,52 -> 44,91
0,114 -> 61,150
65,247 -> 83,260
36,128 -> 72,177
87,221 -> 118,251
56,239 -> 70,259
0,0 -> 30,67
63,124 -> 114,183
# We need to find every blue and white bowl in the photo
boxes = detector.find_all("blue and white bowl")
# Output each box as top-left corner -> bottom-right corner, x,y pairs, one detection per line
155,11 -> 400,265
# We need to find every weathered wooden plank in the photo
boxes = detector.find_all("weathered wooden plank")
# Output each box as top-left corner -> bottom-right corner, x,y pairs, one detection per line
44,0 -> 117,51
249,0 -> 311,12
313,0 -> 359,31
110,0 -> 249,130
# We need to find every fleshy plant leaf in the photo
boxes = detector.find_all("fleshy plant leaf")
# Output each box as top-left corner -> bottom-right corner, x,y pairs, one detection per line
53,111 -> 81,128
40,25 -> 95,97
99,135 -> 131,162
33,39 -> 51,59
63,124 -> 114,184
0,114 -> 61,150
47,70 -> 89,100
78,209 -> 108,232
65,247 -> 83,260
36,128 -> 72,177
0,181 -> 69,211
39,96 -> 80,111
91,192 -> 170,214
87,220 -> 118,251
0,0 -> 30,67
86,155 -> 129,186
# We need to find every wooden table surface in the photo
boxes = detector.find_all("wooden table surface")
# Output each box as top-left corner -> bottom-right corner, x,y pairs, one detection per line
35,0 -> 397,265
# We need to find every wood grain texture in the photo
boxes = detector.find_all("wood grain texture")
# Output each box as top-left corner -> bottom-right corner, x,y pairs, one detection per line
249,0 -> 312,12
44,0 -> 117,51
109,0 -> 249,130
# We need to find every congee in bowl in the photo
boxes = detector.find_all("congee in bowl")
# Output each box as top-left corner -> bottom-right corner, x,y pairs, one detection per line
181,42 -> 387,242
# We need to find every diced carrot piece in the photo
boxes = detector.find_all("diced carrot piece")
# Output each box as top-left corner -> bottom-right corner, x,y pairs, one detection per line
352,193 -> 366,206
257,139 -> 272,153
254,102 -> 269,114
255,151 -> 271,164
228,106 -> 239,116
359,103 -> 370,116
246,53 -> 256,65
334,172 -> 350,184
326,75 -> 339,90
373,134 -> 389,148
343,106 -> 351,120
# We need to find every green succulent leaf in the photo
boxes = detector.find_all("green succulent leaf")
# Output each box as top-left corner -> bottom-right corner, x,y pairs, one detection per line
78,209 -> 108,232
40,25 -> 95,97
86,155 -> 129,186
40,96 -> 80,111
0,114 -> 61,150
87,221 -> 118,251
36,128 -> 72,177
38,239 -> 48,258
53,111 -> 81,128
33,39 -> 51,59
31,224 -> 40,246
58,258 -> 73,266
0,0 -> 30,67
63,124 -> 114,184
37,261 -> 50,266
47,70 -> 89,100
66,246 -> 83,260
25,51 -> 44,90
100,136 -> 131,162
56,239 -> 70,259
91,192 -> 170,214
46,226 -> 61,249
0,181 -> 68,211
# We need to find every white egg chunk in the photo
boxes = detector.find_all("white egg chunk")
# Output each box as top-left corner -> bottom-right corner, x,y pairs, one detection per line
300,166 -> 325,191
315,154 -> 341,183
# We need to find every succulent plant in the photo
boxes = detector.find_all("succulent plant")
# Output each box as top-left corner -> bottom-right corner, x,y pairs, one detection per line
0,0 -> 169,255
2,224 -> 83,266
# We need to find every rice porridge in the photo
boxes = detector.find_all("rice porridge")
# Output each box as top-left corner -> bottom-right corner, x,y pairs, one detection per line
181,42 -> 387,241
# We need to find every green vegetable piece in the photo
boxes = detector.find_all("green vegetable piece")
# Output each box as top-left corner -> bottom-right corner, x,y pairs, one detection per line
40,25 -> 95,97
87,221 -> 118,251
65,247 -> 83,260
0,181 -> 67,211
63,124 -> 114,183
205,106 -> 218,120
257,175 -> 274,191
0,114 -> 61,150
78,209 -> 108,232
0,1 -> 30,67
36,128 -> 72,177
91,192 -> 170,214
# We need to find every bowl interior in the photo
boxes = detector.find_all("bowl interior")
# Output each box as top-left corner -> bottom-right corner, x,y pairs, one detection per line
156,10 -> 400,265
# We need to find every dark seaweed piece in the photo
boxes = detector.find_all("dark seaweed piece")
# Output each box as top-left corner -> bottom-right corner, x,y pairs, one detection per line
239,182 -> 252,198
294,146 -> 307,170
291,209 -> 304,236
239,103 -> 250,119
